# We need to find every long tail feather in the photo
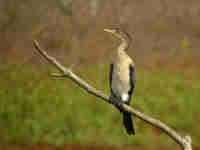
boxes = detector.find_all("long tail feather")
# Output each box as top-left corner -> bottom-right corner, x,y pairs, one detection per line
123,112 -> 135,135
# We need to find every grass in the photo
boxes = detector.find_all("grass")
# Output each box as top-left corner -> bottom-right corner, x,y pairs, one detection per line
0,64 -> 200,148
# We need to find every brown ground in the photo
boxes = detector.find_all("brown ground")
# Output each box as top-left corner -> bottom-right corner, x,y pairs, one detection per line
0,140 -> 141,150
0,141 -> 181,150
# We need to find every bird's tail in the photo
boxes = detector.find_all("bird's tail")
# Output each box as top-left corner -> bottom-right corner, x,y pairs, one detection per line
123,112 -> 135,135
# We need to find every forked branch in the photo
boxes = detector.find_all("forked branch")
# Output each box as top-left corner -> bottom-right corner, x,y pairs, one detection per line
33,40 -> 192,150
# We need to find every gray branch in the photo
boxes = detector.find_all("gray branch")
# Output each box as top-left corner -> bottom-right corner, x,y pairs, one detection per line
33,40 -> 192,150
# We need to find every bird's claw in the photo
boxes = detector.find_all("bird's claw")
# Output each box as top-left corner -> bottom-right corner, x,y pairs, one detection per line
109,95 -> 124,112
115,101 -> 124,112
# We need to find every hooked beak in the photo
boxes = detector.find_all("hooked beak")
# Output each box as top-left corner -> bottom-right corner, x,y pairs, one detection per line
104,28 -> 116,35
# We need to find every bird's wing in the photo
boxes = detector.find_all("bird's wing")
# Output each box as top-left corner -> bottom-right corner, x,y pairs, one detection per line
109,63 -> 114,95
128,64 -> 136,96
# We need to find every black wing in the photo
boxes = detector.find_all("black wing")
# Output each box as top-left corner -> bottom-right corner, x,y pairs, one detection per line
128,64 -> 136,97
109,63 -> 114,95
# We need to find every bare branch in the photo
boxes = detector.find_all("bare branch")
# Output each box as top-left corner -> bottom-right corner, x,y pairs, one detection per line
50,73 -> 65,77
33,40 -> 192,150
33,40 -> 109,102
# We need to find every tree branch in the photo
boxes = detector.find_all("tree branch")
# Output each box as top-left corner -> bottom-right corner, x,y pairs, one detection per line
33,40 -> 192,150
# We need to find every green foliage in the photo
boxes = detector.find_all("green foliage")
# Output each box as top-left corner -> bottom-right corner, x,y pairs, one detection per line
0,64 -> 200,147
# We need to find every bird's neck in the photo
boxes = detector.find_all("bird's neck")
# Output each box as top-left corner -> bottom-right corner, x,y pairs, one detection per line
116,38 -> 129,59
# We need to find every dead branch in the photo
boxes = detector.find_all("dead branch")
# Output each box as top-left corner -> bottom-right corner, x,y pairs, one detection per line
33,40 -> 192,150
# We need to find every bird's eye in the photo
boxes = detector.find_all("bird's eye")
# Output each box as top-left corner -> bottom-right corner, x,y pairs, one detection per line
116,35 -> 121,40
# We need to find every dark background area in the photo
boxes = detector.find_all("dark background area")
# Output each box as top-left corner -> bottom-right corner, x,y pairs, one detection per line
1,0 -> 200,67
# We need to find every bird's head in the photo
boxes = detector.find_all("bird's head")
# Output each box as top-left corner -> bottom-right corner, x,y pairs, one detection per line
104,28 -> 132,43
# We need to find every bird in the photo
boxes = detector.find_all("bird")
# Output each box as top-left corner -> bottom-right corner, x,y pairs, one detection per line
104,28 -> 136,135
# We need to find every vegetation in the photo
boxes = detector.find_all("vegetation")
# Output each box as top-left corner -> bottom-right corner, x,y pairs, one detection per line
0,64 -> 199,149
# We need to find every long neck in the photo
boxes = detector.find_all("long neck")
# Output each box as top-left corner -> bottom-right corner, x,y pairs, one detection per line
112,37 -> 130,65
117,37 -> 129,56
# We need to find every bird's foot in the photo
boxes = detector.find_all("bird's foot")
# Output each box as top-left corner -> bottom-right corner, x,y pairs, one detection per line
108,95 -> 115,104
115,101 -> 124,112
109,95 -> 124,112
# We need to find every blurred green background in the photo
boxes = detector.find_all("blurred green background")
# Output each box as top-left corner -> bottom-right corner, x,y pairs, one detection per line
0,64 -> 199,150
0,0 -> 200,150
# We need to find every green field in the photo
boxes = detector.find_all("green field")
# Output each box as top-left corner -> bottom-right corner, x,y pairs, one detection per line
0,64 -> 199,149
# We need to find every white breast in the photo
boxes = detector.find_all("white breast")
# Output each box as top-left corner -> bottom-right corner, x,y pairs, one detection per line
111,57 -> 132,99
121,93 -> 129,102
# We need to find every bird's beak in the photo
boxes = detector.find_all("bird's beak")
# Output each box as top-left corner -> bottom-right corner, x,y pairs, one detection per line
104,28 -> 116,35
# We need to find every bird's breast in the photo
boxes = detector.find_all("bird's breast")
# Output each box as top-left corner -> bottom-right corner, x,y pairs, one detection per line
111,61 -> 131,96
115,62 -> 130,84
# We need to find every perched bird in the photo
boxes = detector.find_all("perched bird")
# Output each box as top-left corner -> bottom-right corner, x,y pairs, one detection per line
104,28 -> 136,135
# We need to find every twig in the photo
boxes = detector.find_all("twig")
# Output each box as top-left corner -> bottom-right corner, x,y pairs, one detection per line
33,40 -> 192,150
